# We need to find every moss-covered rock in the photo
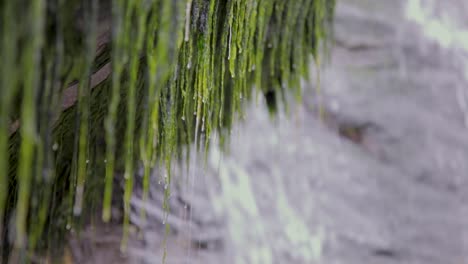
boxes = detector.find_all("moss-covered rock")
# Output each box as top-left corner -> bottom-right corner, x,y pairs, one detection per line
0,0 -> 334,261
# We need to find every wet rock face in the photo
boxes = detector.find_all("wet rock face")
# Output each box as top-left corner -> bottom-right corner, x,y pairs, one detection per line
309,0 -> 468,263
324,0 -> 468,193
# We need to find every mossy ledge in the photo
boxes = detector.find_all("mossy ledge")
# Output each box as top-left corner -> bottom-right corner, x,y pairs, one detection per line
0,0 -> 334,261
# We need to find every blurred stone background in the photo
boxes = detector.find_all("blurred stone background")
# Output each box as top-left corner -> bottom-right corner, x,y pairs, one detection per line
71,0 -> 468,263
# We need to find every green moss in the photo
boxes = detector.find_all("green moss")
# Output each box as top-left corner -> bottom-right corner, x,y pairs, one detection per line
0,0 -> 335,260
15,0 -> 46,249
0,0 -> 18,237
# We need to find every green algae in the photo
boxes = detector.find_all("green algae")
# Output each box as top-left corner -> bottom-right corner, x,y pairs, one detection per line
0,0 -> 335,260
15,0 -> 46,249
0,0 -> 18,236
102,0 -> 126,223
72,0 -> 98,219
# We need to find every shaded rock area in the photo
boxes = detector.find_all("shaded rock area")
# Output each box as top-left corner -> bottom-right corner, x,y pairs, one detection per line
71,0 -> 468,263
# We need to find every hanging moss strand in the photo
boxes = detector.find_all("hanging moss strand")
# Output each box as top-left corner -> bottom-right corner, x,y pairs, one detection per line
15,0 -> 45,248
102,0 -> 127,222
0,0 -> 18,233
121,2 -> 147,250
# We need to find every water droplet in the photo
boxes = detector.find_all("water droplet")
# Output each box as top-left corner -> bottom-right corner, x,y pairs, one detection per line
268,43 -> 273,48
52,142 -> 58,151
104,159 -> 107,163
181,116 -> 185,121
86,160 -> 89,164
66,224 -> 71,230
158,180 -> 161,185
